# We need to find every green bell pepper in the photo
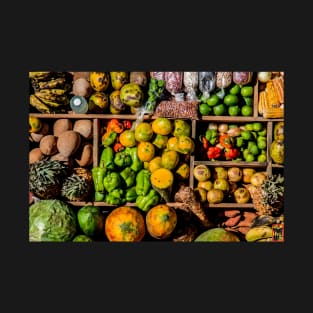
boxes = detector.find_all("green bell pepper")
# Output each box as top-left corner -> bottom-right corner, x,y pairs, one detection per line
120,167 -> 136,188
105,188 -> 125,205
102,130 -> 118,147
135,169 -> 151,196
91,161 -> 107,193
125,186 -> 137,202
94,191 -> 105,202
100,146 -> 115,170
205,129 -> 218,145
103,172 -> 121,192
125,147 -> 143,172
114,150 -> 132,168
136,189 -> 159,212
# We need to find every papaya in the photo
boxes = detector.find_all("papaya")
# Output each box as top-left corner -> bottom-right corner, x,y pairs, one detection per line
120,83 -> 144,107
89,72 -> 110,92
110,72 -> 129,90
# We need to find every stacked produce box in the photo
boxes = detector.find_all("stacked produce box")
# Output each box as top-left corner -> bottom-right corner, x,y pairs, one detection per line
28,71 -> 285,242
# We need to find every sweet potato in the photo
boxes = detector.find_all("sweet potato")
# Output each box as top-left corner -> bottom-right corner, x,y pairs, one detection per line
73,119 -> 93,140
29,147 -> 44,164
224,209 -> 241,218
223,214 -> 242,227
39,135 -> 58,156
75,142 -> 93,167
57,130 -> 81,157
53,118 -> 73,137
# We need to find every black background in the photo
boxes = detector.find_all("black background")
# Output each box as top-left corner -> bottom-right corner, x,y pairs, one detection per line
3,2 -> 310,312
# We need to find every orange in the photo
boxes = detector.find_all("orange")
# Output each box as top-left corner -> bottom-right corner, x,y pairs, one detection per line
119,129 -> 136,147
137,141 -> 155,162
161,150 -> 180,170
135,122 -> 154,142
166,136 -> 178,151
148,156 -> 163,173
151,117 -> 172,135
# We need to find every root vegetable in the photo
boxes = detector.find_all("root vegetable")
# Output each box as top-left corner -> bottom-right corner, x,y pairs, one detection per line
223,215 -> 241,227
72,78 -> 92,97
224,209 -> 241,218
39,135 -> 58,156
53,119 -> 73,137
29,147 -> 44,164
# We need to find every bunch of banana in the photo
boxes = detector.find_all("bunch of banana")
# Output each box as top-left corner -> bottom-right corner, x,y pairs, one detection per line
29,72 -> 73,113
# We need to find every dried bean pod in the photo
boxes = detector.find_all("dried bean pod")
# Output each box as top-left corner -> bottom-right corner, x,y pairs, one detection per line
215,72 -> 233,88
198,72 -> 216,101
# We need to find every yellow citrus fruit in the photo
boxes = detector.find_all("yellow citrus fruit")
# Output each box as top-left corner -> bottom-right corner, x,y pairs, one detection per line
152,134 -> 168,149
119,129 -> 136,147
135,122 -> 154,142
166,136 -> 178,151
29,116 -> 42,133
148,156 -> 163,173
151,117 -> 173,135
161,150 -> 180,170
150,168 -> 174,189
137,141 -> 155,162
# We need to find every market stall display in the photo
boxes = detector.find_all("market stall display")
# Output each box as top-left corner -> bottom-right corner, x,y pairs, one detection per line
28,71 -> 285,242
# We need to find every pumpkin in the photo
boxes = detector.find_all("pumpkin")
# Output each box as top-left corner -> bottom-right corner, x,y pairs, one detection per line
146,204 -> 177,239
105,206 -> 146,242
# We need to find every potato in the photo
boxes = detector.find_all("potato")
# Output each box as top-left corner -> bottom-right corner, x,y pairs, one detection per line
53,118 -> 73,137
57,130 -> 81,157
129,72 -> 148,87
39,135 -> 58,156
73,119 -> 93,140
29,147 -> 44,164
30,121 -> 49,142
75,142 -> 93,167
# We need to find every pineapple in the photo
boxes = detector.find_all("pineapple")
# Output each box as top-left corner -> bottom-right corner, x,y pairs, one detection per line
246,174 -> 284,216
29,159 -> 70,199
61,167 -> 93,201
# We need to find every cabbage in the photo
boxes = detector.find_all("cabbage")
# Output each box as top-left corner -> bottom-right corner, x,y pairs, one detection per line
29,199 -> 77,242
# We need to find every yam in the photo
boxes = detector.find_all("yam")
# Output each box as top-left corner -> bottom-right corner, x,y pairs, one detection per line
73,119 -> 93,140
29,147 -> 44,164
30,121 -> 50,142
57,130 -> 81,157
53,118 -> 73,137
75,143 -> 93,167
39,135 -> 58,156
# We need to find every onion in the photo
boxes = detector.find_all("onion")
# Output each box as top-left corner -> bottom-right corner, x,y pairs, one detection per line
218,123 -> 229,133
227,127 -> 241,137
208,122 -> 218,130
257,72 -> 272,83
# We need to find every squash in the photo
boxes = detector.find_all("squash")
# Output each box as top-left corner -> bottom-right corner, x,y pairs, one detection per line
110,72 -> 129,90
89,72 -> 110,92
146,204 -> 177,239
104,206 -> 146,242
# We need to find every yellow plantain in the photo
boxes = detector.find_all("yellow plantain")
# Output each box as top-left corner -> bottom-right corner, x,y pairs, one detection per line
29,94 -> 51,113
38,77 -> 67,89
37,88 -> 68,95
29,72 -> 51,80
245,225 -> 273,242
35,94 -> 69,108
35,91 -> 69,103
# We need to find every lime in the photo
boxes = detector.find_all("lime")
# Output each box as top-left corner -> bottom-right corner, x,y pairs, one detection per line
245,153 -> 255,162
77,205 -> 104,237
229,84 -> 241,95
257,154 -> 267,162
243,96 -> 253,106
249,144 -> 259,156
213,103 -> 226,116
199,102 -> 212,115
241,86 -> 254,97
252,122 -> 263,132
224,94 -> 239,106
228,105 -> 240,116
257,137 -> 267,149
241,105 -> 253,116
206,94 -> 220,106
73,234 -> 93,242
258,128 -> 267,136
245,123 -> 254,131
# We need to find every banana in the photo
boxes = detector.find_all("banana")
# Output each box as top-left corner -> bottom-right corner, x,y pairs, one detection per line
29,94 -> 51,113
245,225 -> 273,242
254,237 -> 273,242
38,77 -> 67,89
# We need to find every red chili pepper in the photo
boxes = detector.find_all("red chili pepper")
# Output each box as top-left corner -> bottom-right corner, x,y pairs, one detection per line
219,134 -> 233,149
224,147 -> 240,160
207,146 -> 222,159
113,142 -> 125,153
123,120 -> 132,130
200,136 -> 209,150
